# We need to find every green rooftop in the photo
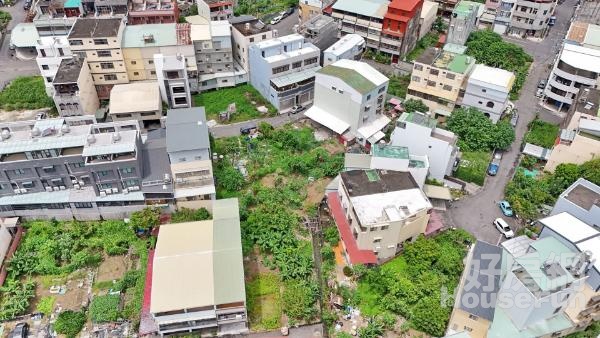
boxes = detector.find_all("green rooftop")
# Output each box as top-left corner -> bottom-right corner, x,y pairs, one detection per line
398,112 -> 437,128
447,53 -> 473,74
365,169 -> 380,182
372,144 -> 409,160
122,23 -> 178,48
318,65 -> 377,94
453,0 -> 481,17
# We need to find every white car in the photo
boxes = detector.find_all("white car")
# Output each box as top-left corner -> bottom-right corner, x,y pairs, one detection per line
494,218 -> 514,239
270,15 -> 283,25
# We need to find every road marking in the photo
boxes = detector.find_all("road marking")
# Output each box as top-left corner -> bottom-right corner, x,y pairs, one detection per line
496,234 -> 504,246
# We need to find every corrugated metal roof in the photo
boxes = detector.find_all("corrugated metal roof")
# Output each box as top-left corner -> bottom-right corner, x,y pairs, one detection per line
165,107 -> 210,153
271,67 -> 320,88
332,0 -> 388,18
122,24 -> 178,48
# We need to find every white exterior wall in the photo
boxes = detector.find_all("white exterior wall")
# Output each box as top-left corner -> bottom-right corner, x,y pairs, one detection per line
419,1 -> 439,39
231,28 -> 273,72
36,36 -> 73,95
322,35 -> 365,66
462,81 -> 509,123
390,123 -> 456,181
154,54 -> 191,108
0,226 -> 13,266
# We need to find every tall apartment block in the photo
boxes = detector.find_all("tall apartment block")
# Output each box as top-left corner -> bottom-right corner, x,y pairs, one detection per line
36,36 -> 73,95
155,54 -> 193,109
493,0 -> 555,37
447,1 -> 481,46
52,57 -> 100,116
67,18 -> 129,99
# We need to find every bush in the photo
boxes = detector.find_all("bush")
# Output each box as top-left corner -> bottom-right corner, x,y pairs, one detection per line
524,119 -> 559,148
0,11 -> 11,31
129,207 -> 160,231
0,76 -> 53,111
36,296 -> 56,316
343,266 -> 353,277
55,310 -> 86,338
447,107 -> 515,152
215,164 -> 245,192
170,207 -> 211,223
282,279 -> 318,323
90,294 -> 121,322
323,226 -> 340,246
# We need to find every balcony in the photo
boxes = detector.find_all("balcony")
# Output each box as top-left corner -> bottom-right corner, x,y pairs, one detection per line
555,61 -> 598,86
548,76 -> 575,93
275,81 -> 314,99
544,87 -> 572,105
86,152 -> 136,164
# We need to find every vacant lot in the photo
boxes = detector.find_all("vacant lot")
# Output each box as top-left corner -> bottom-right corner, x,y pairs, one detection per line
455,151 -> 491,186
193,84 -> 277,123
524,119 -> 559,149
0,76 -> 53,111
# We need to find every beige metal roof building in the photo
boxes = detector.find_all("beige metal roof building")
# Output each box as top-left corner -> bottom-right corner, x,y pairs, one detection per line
108,82 -> 162,126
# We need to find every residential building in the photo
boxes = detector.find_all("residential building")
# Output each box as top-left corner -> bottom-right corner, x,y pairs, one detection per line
230,16 -> 273,72
10,23 -> 40,52
0,117 -> 156,220
545,90 -> 600,172
419,0 -> 439,39
382,0 -> 423,61
36,36 -> 73,95
390,111 -> 459,181
52,57 -> 100,116
492,0 -> 514,34
297,15 -> 339,60
34,0 -> 83,21
543,22 -> 600,112
322,34 -> 365,66
249,34 -> 321,112
447,1 -> 481,46
327,169 -> 432,263
299,0 -> 334,24
304,59 -> 390,147
108,82 -> 162,128
190,15 -> 248,91
93,0 -> 129,16
121,23 -> 196,85
67,18 -> 128,99
549,179 -> 600,229
165,108 -> 216,210
344,144 -> 430,188
447,240 -> 502,338
506,0 -> 555,37
406,44 -> 476,117
150,198 -> 247,336
154,54 -> 193,108
200,0 -> 234,21
128,0 -> 179,25
461,64 -> 515,123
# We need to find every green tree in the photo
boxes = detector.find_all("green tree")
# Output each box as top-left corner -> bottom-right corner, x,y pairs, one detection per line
447,107 -> 514,151
402,98 -> 429,113
129,207 -> 160,231
215,164 -> 245,192
410,296 -> 450,336
580,158 -> 600,185
0,11 -> 11,32
55,310 -> 87,338
323,226 -> 340,246
170,207 -> 211,223
432,16 -> 447,32
282,279 -> 318,322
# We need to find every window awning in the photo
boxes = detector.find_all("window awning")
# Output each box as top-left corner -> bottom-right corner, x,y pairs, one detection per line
357,115 -> 391,140
423,184 -> 452,200
367,130 -> 386,144
271,67 -> 320,88
304,106 -> 350,135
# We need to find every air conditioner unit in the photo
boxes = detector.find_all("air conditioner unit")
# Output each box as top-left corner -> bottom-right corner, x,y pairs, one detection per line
100,191 -> 107,197
129,186 -> 140,191
123,188 -> 129,194
14,189 -> 21,194
45,187 -> 53,192
112,188 -> 118,193
59,186 -> 66,190
73,184 -> 80,190
53,186 -> 60,191
71,179 -> 78,184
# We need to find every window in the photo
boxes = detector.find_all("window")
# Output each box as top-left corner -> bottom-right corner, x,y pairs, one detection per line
150,71 -> 156,75
331,86 -> 336,91
42,166 -> 56,173
123,179 -> 139,187
414,64 -> 423,71
40,49 -> 47,57
104,74 -> 117,81
70,39 -> 83,46
249,37 -> 254,43
42,65 -> 49,70
262,34 -> 266,39
378,86 -> 386,94
97,50 -> 112,57
174,97 -> 187,105
58,48 -> 64,56
553,307 -> 561,315
366,94 -> 371,100
98,170 -> 110,177
149,60 -> 154,65
22,181 -> 35,188
412,76 -> 420,82
117,113 -> 132,118
131,60 -> 137,65
430,69 -> 439,76
468,314 -> 478,320
141,112 -> 155,116
338,89 -> 344,94
12,169 -> 26,175
292,61 -> 302,69
0,184 -> 5,190
464,326 -> 473,332
446,73 -> 456,80
71,162 -> 85,168
427,80 -> 436,87
304,57 -> 318,66
486,101 -> 494,108
133,72 -> 139,76
172,86 -> 186,93
272,64 -> 289,74
93,38 -> 109,45
373,238 -> 382,243
100,62 -> 114,69
74,202 -> 93,208
46,77 -> 53,82
443,84 -> 452,91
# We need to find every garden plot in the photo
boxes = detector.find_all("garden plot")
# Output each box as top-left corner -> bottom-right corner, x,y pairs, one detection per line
32,272 -> 93,312
96,255 -> 128,283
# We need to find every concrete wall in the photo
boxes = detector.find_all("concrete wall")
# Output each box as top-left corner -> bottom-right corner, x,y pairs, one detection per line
462,81 -> 509,123
78,59 -> 101,115
448,308 -> 491,338
0,226 -> 12,266
545,135 -> 600,173
419,1 -> 439,39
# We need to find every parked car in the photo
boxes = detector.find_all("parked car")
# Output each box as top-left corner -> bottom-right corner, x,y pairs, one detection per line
290,104 -> 304,114
494,218 -> 514,238
510,110 -> 519,128
549,16 -> 557,26
535,88 -> 544,98
240,124 -> 257,135
24,0 -> 32,10
285,7 -> 295,16
10,323 -> 29,338
537,79 -> 547,89
36,112 -> 47,120
487,150 -> 502,176
270,14 -> 284,25
499,200 -> 514,217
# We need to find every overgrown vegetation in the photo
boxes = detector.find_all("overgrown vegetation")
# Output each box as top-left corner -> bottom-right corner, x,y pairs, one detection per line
0,279 -> 36,320
193,84 -> 277,123
129,207 -> 160,232
566,321 -> 600,338
524,118 -> 559,148
235,0 -> 295,19
387,75 -> 410,99
0,76 -> 54,111
363,50 -> 391,64
454,151 -> 491,186
36,296 -> 56,316
246,272 -> 282,331
170,207 -> 211,223
55,310 -> 87,338
90,294 -> 121,322
447,107 -> 515,152
0,11 -> 11,32
350,230 -> 474,336
406,32 -> 439,62
505,158 -> 600,220
402,98 -> 429,114
465,30 -> 533,99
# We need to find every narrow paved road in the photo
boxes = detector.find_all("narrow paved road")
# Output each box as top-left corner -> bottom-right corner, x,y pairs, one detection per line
0,4 -> 39,85
447,0 -> 576,244
209,111 -> 306,138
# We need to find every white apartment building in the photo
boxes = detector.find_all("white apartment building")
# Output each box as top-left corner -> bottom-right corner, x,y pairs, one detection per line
230,17 -> 273,72
390,112 -> 459,181
36,36 -> 73,95
154,53 -> 192,109
462,64 -> 515,123
249,34 -> 321,112
322,34 -> 365,66
304,59 -> 389,146
550,179 -> 600,230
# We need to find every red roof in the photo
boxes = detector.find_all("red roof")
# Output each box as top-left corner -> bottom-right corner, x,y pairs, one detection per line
388,0 -> 422,12
425,210 -> 444,236
139,249 -> 158,335
384,12 -> 412,22
327,192 -> 377,265
323,4 -> 333,14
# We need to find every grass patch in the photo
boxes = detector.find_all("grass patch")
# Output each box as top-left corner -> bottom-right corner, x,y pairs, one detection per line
406,32 -> 439,62
387,75 -> 410,99
454,151 -> 491,186
0,76 -> 53,111
246,273 -> 282,331
524,119 -> 559,148
193,84 -> 277,123
36,296 -> 56,316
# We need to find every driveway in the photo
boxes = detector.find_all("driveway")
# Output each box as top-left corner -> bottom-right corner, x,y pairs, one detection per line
447,0 -> 576,244
0,4 -> 39,85
209,111 -> 307,138
269,7 -> 299,36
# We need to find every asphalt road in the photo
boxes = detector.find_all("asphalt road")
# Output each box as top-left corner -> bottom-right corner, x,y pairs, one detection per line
446,0 -> 576,244
210,110 -> 306,138
269,7 -> 299,36
0,4 -> 39,85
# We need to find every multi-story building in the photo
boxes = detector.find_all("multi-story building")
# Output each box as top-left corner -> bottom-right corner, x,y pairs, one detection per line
297,14 -> 339,59
322,34 -> 365,66
36,36 -> 73,95
461,64 -> 515,123
52,57 -> 100,116
155,54 -> 193,108
230,16 -> 273,72
492,0 -> 515,34
327,169 -> 432,263
332,0 -> 422,63
165,108 -> 216,210
67,18 -> 128,99
200,0 -> 234,21
128,0 -> 179,24
447,1 -> 481,46
543,21 -> 600,112
121,23 -> 196,83
406,44 -> 476,117
304,59 -> 390,147
390,111 -> 459,181
299,0 -> 335,24
191,18 -> 248,91
549,179 -> 600,229
34,0 -> 83,20
419,0 -> 439,39
150,198 -> 247,336
249,34 -> 321,112
108,82 -> 162,128
506,0 -> 555,37
94,0 -> 129,16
